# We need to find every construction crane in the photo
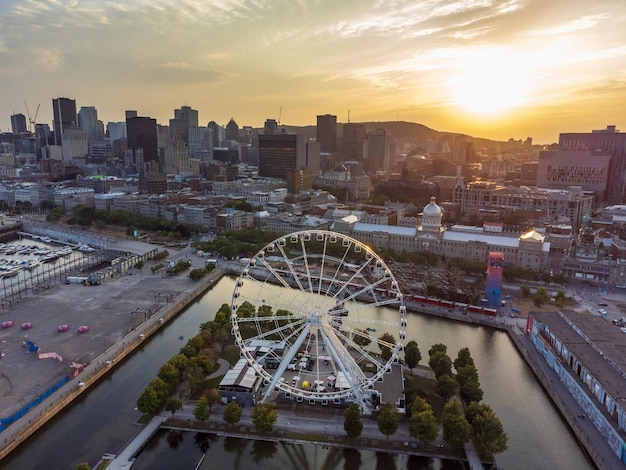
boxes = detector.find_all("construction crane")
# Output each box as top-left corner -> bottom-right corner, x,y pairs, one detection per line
277,105 -> 282,126
24,100 -> 40,133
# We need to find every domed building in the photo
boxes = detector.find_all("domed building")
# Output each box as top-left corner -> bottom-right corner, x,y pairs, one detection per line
332,196 -> 551,270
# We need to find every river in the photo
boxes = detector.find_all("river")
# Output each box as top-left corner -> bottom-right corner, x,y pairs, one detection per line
1,276 -> 592,469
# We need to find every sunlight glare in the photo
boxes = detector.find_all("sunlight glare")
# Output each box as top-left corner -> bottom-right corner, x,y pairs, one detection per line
450,49 -> 528,115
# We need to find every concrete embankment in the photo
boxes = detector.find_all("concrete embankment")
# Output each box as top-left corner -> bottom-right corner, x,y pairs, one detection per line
0,269 -> 223,461
506,328 -> 616,470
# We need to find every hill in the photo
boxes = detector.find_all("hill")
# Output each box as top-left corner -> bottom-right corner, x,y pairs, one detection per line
277,120 -> 509,151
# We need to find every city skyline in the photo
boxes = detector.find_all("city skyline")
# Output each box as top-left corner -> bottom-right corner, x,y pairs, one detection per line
1,0 -> 625,143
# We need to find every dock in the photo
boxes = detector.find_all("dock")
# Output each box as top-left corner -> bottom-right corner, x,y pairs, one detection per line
104,416 -> 166,470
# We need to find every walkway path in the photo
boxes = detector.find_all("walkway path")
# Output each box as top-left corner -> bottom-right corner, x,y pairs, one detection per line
105,416 -> 166,470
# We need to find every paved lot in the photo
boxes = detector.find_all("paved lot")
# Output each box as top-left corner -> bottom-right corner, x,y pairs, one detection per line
0,244 -> 205,419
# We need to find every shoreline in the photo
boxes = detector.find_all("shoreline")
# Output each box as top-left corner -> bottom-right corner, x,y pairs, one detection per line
0,262 -> 613,469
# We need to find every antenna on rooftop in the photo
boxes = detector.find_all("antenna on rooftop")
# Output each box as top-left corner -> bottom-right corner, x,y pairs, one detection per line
278,105 -> 282,126
348,109 -> 350,123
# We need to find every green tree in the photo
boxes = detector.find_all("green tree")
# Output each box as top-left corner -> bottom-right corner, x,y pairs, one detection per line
377,403 -> 399,440
453,347 -> 475,370
378,332 -> 396,351
455,364 -> 479,387
75,463 -> 91,470
429,351 -> 452,379
442,398 -> 472,449
404,341 -> 421,374
343,403 -> 363,439
257,305 -> 273,317
465,401 -> 492,424
411,396 -> 431,415
352,329 -> 372,347
136,387 -> 160,415
520,285 -> 531,298
158,363 -> 181,389
471,407 -> 509,459
206,388 -> 220,413
436,374 -> 458,401
533,286 -> 548,307
237,301 -> 256,318
460,380 -> 484,405
189,268 -> 207,280
251,403 -> 278,433
224,402 -> 242,427
165,396 -> 182,417
428,343 -> 447,358
194,396 -> 210,421
409,409 -> 439,444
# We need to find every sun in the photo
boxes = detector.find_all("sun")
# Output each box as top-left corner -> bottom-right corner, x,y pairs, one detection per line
449,49 -> 528,115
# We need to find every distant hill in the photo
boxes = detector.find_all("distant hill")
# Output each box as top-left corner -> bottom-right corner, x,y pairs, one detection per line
277,120 -> 509,150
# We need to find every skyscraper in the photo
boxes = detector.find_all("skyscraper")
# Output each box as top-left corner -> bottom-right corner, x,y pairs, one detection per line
339,123 -> 365,172
126,116 -> 159,172
366,128 -> 387,173
52,97 -> 77,146
225,118 -> 239,142
258,133 -> 306,180
10,113 -> 27,134
316,114 -> 337,152
78,106 -> 99,143
170,105 -> 198,145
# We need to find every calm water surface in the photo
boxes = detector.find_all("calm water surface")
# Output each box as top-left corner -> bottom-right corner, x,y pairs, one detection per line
2,276 -> 592,469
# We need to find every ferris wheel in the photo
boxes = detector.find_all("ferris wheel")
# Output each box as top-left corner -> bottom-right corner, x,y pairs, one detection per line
230,230 -> 406,414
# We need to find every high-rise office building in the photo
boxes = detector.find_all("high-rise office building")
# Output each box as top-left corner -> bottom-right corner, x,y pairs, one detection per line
10,113 -> 27,134
126,116 -> 159,172
316,114 -> 337,152
78,106 -> 100,143
258,133 -> 306,180
170,105 -> 198,145
366,128 -> 387,173
208,121 -> 225,148
339,123 -> 365,172
264,119 -> 278,135
125,110 -> 138,119
52,97 -> 77,146
225,118 -> 239,142
558,125 -> 626,203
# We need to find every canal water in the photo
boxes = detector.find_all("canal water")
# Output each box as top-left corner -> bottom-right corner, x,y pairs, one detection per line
1,276 -> 592,469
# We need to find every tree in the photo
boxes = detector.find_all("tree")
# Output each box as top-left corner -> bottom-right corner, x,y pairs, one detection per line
520,285 -> 531,298
428,343 -> 447,358
251,403 -> 277,433
442,398 -> 472,449
533,287 -> 548,307
436,374 -> 458,401
343,403 -> 363,439
409,409 -> 439,444
352,329 -> 372,347
411,396 -> 431,415
453,347 -> 474,370
223,402 -> 242,427
455,364 -> 479,387
404,341 -> 421,374
75,463 -> 91,470
378,332 -> 396,352
471,407 -> 508,459
136,387 -> 160,415
377,403 -> 399,440
460,380 -> 484,405
429,351 -> 452,379
206,388 -> 220,412
194,396 -> 210,421
237,301 -> 256,318
165,396 -> 182,417
158,363 -> 181,389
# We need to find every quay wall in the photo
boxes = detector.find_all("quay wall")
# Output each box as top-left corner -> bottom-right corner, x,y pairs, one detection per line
0,269 -> 220,461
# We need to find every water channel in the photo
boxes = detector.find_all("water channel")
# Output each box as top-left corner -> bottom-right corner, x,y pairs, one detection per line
2,276 -> 592,469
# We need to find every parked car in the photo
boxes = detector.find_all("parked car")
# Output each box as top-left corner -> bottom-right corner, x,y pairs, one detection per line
598,302 -> 608,306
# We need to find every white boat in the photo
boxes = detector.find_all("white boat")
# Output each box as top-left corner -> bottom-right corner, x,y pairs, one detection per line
41,237 -> 52,243
56,247 -> 73,257
41,253 -> 59,263
78,245 -> 96,253
25,259 -> 41,270
0,267 -> 20,278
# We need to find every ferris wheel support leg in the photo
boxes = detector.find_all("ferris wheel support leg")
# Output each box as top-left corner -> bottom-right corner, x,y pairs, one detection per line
260,323 -> 313,403
318,321 -> 372,415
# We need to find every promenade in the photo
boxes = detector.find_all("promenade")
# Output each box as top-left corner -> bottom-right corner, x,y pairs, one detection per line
0,237 -> 620,469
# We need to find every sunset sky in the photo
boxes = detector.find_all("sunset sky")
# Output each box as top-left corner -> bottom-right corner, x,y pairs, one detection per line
1,0 -> 625,144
